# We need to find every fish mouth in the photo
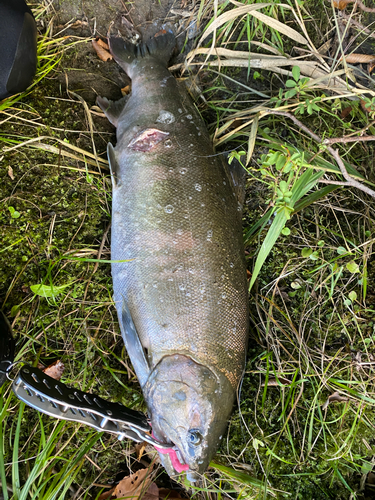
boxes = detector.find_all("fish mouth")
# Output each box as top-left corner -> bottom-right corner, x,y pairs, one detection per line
156,444 -> 201,482
152,431 -> 201,481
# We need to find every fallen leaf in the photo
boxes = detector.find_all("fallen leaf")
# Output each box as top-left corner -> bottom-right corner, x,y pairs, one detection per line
154,29 -> 167,38
121,85 -> 131,96
96,38 -> 109,51
135,442 -> 147,460
159,488 -> 183,500
333,0 -> 375,11
43,360 -> 65,380
8,166 -> 14,180
344,53 -> 375,64
322,391 -> 349,410
142,482 -> 159,500
114,468 -> 153,500
98,488 -> 115,500
333,0 -> 352,9
92,39 -> 112,62
360,99 -> 371,113
340,106 -> 354,118
261,377 -> 292,387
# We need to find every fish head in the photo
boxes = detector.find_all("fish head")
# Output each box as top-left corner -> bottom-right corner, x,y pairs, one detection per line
144,354 -> 235,481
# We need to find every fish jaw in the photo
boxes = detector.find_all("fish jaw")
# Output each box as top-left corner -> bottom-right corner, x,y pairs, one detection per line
143,354 -> 235,479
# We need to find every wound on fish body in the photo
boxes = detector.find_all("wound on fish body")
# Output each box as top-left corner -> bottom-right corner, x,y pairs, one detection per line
98,31 -> 249,482
128,128 -> 169,152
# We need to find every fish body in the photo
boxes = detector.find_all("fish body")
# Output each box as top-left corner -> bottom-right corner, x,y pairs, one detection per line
98,33 -> 249,481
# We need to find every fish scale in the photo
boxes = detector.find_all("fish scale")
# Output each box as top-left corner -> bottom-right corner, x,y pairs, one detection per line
98,31 -> 249,481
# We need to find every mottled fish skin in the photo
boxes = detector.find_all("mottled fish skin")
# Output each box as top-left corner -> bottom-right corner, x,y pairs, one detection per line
98,33 -> 249,481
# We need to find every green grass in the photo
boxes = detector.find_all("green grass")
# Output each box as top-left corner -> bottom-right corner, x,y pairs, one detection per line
2,0 -> 375,498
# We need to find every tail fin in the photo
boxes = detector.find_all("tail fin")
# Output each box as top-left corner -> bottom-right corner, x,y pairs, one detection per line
109,32 -> 175,77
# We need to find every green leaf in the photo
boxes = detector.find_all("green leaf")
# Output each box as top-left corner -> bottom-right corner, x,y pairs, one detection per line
285,89 -> 297,99
10,305 -> 20,317
302,247 -> 313,258
294,185 -> 339,212
276,154 -> 286,170
361,461 -> 373,475
292,65 -> 301,81
267,151 -> 280,166
348,291 -> 357,302
8,206 -> 21,219
210,461 -> 265,489
279,180 -> 288,193
249,167 -> 323,291
283,162 -> 293,173
346,261 -> 360,274
249,209 -> 289,291
285,79 -> 297,88
281,227 -> 291,235
252,438 -> 265,451
309,251 -> 319,261
337,246 -> 348,255
30,283 -> 71,298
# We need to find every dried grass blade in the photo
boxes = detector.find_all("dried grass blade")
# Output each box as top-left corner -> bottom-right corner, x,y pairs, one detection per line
187,47 -> 281,60
249,10 -> 307,44
198,3 -> 273,44
26,142 -> 107,168
229,0 -> 308,44
214,119 -> 254,148
68,90 -> 102,172
3,135 -> 108,167
247,114 -> 259,166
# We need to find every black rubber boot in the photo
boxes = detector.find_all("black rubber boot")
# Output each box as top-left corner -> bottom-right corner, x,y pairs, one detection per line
0,0 -> 37,100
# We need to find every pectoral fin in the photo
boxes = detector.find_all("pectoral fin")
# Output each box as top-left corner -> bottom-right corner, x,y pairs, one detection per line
120,299 -> 150,388
97,95 -> 128,127
107,142 -> 120,188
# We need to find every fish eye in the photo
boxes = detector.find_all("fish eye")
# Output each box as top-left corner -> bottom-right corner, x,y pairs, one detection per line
188,429 -> 202,446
